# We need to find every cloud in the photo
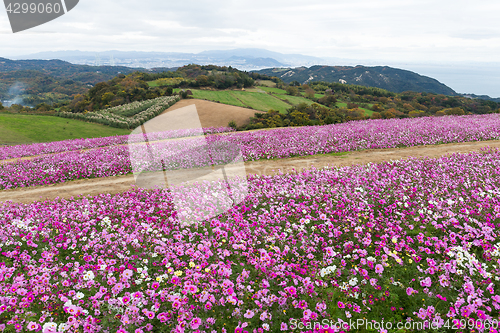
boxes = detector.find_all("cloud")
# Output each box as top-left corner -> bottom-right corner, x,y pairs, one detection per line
1,0 -> 500,63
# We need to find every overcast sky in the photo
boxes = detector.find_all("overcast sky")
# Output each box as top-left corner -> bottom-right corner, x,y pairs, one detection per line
1,0 -> 499,62
1,0 -> 500,95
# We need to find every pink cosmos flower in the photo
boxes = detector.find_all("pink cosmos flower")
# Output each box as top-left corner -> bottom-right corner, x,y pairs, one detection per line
464,282 -> 474,294
338,301 -> 345,308
122,269 -> 133,279
243,310 -> 255,318
190,318 -> 202,330
285,286 -> 297,295
375,264 -> 384,274
420,277 -> 432,287
477,310 -> 487,320
27,322 -> 39,331
157,312 -> 170,323
303,309 -> 312,320
235,329 -> 249,333
460,306 -> 472,317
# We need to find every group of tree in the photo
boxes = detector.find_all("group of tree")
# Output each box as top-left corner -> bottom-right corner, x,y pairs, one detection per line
245,102 -> 346,130
57,65 -> 258,113
236,80 -> 500,131
292,81 -> 500,119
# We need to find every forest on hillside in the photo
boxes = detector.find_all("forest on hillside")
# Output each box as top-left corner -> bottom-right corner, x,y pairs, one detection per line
244,81 -> 500,130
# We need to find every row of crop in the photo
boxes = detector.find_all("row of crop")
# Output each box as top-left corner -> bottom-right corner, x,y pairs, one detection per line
0,126 -> 235,160
108,99 -> 157,117
56,96 -> 179,129
0,150 -> 499,331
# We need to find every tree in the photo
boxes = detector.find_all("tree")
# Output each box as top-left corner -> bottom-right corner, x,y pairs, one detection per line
0,102 -> 3,110
305,88 -> 315,99
381,110 -> 396,119
101,92 -> 115,105
286,86 -> 299,96
196,75 -> 209,86
288,110 -> 309,126
317,95 -> 337,107
444,107 -> 465,115
408,110 -> 422,118
372,104 -> 384,112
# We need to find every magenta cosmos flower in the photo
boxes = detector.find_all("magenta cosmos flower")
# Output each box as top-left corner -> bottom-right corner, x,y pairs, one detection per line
420,277 -> 432,287
190,317 -> 202,329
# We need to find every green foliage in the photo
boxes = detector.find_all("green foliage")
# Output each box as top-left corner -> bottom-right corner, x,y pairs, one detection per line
0,70 -> 89,106
286,86 -> 299,96
246,103 -> 346,130
444,107 -> 465,115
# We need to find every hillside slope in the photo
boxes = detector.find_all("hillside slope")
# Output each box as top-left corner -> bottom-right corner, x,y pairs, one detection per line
255,65 -> 457,95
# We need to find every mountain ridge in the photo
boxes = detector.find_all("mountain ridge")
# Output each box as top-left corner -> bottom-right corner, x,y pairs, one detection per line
254,65 -> 457,95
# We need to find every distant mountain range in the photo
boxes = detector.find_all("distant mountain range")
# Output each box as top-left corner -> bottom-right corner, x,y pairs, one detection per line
459,93 -> 500,103
11,48 -> 325,70
254,65 -> 457,95
0,57 -> 146,84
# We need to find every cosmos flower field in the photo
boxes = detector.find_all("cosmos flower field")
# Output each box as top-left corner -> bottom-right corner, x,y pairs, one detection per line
0,127 -> 235,160
1,141 -> 500,332
1,113 -> 500,333
1,114 -> 500,191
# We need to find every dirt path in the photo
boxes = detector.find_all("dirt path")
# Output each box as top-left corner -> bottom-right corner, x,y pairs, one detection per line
1,139 -> 499,204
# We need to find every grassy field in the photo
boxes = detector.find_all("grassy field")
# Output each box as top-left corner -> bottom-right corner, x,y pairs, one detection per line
299,92 -> 325,99
0,113 -> 130,145
336,102 -> 374,116
173,89 -> 247,107
274,94 -> 316,106
258,86 -> 287,94
171,88 -> 375,117
174,89 -> 291,114
230,91 -> 290,114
